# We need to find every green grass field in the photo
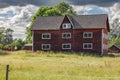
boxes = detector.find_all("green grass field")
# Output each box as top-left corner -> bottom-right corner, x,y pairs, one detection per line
0,50 -> 120,80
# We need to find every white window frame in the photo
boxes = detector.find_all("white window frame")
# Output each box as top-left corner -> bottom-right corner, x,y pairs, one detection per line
62,43 -> 71,49
83,32 -> 93,38
62,33 -> 71,39
42,44 -> 51,50
83,43 -> 93,49
62,23 -> 71,29
42,33 -> 51,39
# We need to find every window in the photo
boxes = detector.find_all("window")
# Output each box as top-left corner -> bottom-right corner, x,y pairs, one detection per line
42,44 -> 51,50
83,32 -> 93,38
62,23 -> 71,29
42,33 -> 51,39
62,33 -> 71,39
62,43 -> 71,49
83,43 -> 93,49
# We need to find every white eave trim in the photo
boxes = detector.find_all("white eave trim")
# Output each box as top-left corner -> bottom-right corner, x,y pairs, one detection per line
66,15 -> 74,28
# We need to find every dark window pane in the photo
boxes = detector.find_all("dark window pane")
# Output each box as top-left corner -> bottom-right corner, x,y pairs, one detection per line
46,35 -> 49,38
84,45 -> 87,48
84,33 -> 87,37
67,34 -> 70,37
88,33 -> 91,37
67,45 -> 70,48
64,24 -> 66,28
43,35 -> 45,38
88,44 -> 91,48
43,45 -> 45,48
63,34 -> 66,37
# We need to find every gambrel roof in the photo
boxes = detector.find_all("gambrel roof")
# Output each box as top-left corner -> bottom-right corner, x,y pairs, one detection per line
31,14 -> 110,31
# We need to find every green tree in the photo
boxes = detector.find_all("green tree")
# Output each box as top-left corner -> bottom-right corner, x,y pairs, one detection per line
110,18 -> 120,38
55,2 -> 76,15
109,18 -> 120,46
26,2 -> 76,43
0,28 -> 14,50
2,28 -> 13,45
11,39 -> 25,50
0,27 -> 5,49
0,27 -> 5,44
26,27 -> 32,43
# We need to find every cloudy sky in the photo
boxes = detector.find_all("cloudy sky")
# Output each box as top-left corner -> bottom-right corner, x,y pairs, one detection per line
0,0 -> 120,39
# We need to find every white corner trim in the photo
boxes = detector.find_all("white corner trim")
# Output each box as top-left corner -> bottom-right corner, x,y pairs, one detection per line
32,31 -> 34,52
66,16 -> 74,28
101,29 -> 103,54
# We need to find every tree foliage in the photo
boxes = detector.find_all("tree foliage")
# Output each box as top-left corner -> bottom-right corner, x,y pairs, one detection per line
0,28 -> 25,50
31,2 -> 76,25
26,2 -> 76,43
11,39 -> 25,50
109,18 -> 120,46
2,28 -> 14,45
0,28 -> 14,49
26,27 -> 32,43
110,18 -> 120,38
0,27 -> 5,44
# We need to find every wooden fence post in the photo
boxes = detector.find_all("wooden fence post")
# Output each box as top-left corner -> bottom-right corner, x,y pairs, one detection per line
6,64 -> 9,80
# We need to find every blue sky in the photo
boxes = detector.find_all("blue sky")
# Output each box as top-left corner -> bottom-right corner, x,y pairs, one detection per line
0,0 -> 120,39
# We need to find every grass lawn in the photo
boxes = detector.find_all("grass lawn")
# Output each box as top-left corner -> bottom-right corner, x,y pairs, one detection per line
0,50 -> 120,80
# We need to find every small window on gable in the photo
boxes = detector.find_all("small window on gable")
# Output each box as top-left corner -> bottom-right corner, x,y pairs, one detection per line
42,44 -> 51,50
42,33 -> 51,39
62,23 -> 71,29
83,32 -> 93,38
83,43 -> 93,49
62,43 -> 71,49
62,33 -> 71,39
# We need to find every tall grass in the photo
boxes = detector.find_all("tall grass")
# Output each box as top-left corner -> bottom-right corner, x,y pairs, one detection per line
0,50 -> 120,80
0,50 -> 9,55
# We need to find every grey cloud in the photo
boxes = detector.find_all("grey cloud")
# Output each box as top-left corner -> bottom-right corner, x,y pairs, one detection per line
0,0 -> 120,8
0,0 -> 63,8
68,0 -> 120,7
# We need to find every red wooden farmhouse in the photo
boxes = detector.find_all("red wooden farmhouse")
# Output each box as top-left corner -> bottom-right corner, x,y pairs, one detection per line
31,14 -> 110,54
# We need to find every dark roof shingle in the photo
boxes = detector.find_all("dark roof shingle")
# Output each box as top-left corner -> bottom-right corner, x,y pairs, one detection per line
115,45 -> 120,49
31,16 -> 64,30
31,14 -> 109,30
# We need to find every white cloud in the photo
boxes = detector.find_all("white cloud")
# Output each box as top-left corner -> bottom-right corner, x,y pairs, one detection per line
72,5 -> 93,14
72,3 -> 120,23
72,5 -> 106,15
0,4 -> 38,39
109,3 -> 120,22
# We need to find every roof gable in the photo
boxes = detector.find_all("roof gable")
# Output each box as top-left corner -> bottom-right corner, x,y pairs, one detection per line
109,45 -> 120,50
59,15 -> 74,29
